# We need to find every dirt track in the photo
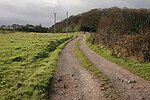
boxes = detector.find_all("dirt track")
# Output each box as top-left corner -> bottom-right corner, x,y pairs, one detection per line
50,37 -> 105,100
79,35 -> 150,100
50,35 -> 150,100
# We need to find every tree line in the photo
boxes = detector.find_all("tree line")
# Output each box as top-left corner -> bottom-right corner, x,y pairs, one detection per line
0,24 -> 48,33
49,6 -> 150,62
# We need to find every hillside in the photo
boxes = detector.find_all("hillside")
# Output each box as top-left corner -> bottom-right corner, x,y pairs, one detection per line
48,7 -> 150,62
48,9 -> 102,33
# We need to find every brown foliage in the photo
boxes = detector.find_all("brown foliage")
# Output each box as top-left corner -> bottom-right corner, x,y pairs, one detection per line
94,7 -> 150,62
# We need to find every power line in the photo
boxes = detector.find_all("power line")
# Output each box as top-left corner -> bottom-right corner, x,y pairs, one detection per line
53,12 -> 57,33
66,11 -> 69,36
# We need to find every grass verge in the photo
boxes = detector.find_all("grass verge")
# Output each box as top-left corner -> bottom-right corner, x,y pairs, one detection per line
86,34 -> 150,81
74,39 -> 120,99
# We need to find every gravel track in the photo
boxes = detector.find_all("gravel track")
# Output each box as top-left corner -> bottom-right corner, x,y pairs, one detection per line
50,37 -> 105,100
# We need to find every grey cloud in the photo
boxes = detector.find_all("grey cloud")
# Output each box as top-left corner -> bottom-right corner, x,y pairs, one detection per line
0,0 -> 150,27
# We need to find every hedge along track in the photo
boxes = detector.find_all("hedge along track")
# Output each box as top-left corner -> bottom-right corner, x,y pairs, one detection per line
73,35 -> 120,100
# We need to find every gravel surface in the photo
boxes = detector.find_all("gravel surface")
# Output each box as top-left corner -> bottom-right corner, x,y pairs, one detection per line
50,37 -> 106,100
79,35 -> 150,100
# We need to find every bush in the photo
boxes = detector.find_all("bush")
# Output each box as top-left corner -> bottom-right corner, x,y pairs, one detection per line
93,7 -> 150,62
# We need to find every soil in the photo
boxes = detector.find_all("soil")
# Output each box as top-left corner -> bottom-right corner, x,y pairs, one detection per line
79,35 -> 150,100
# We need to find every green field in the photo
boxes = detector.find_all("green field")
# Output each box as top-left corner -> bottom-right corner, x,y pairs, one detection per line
0,32 -> 73,99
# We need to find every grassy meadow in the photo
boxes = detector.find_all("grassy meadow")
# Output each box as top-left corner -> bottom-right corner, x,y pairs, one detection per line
0,32 -> 73,99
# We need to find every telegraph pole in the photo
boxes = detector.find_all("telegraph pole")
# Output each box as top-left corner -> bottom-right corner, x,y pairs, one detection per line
66,11 -> 69,36
53,13 -> 57,33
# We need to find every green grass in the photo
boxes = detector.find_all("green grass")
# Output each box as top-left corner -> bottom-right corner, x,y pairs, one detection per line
74,40 -> 119,99
86,34 -> 150,81
0,32 -> 73,100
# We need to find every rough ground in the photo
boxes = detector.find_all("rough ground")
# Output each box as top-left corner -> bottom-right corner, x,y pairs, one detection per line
79,35 -> 150,100
50,37 -> 106,100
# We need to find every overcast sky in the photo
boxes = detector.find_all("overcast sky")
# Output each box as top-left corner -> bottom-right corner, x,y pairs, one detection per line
0,0 -> 150,27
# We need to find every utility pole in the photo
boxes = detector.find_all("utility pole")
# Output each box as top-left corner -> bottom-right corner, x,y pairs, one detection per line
66,11 -> 69,36
53,13 -> 57,33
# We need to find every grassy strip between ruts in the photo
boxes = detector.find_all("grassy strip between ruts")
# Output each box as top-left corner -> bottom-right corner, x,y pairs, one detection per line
86,34 -> 150,81
73,39 -> 120,100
